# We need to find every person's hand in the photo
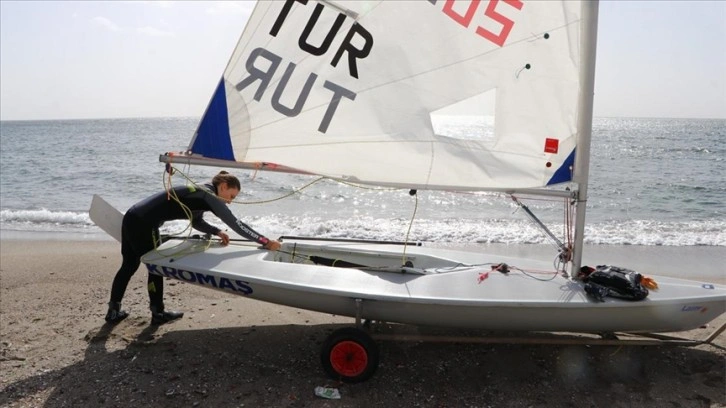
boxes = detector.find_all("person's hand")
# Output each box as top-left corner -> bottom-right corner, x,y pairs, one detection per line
216,231 -> 230,246
263,240 -> 281,251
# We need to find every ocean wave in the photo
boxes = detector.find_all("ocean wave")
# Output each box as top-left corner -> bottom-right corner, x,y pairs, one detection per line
237,215 -> 726,246
0,208 -> 93,226
1,209 -> 724,247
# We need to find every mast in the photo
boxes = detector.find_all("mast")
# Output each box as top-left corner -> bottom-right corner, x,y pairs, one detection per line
572,0 -> 600,274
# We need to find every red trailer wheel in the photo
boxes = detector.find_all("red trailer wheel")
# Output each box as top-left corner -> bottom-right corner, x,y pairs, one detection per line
321,327 -> 379,383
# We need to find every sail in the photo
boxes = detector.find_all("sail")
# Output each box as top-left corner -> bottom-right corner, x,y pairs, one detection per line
184,0 -> 585,192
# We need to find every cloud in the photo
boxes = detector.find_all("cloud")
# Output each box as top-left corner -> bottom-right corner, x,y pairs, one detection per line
150,1 -> 174,8
92,15 -> 173,37
136,26 -> 175,37
132,0 -> 173,8
92,16 -> 120,32
205,1 -> 254,16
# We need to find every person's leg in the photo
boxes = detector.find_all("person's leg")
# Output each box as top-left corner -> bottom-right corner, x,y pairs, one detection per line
147,273 -> 164,310
149,275 -> 183,324
105,213 -> 152,323
105,250 -> 139,322
109,246 -> 141,303
146,228 -> 183,325
149,276 -> 184,324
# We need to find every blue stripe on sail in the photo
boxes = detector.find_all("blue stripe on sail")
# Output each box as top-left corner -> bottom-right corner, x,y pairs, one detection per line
547,148 -> 575,185
190,79 -> 235,161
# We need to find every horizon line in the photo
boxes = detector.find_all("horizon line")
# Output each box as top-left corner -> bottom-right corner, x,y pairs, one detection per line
2,114 -> 725,123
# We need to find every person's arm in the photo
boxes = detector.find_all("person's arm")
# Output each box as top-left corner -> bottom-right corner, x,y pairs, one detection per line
203,193 -> 273,246
190,211 -> 221,236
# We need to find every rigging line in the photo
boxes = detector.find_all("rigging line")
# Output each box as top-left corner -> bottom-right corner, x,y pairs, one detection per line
402,190 -> 419,266
163,166 -> 196,235
513,195 -> 566,203
276,248 -> 312,261
152,160 -> 223,259
169,164 -> 399,207
433,263 -> 496,273
237,175 -> 327,205
334,178 -> 400,191
164,166 -> 410,256
142,237 -> 213,263
165,166 -> 411,267
554,254 -> 564,276
150,168 -> 202,257
165,164 -> 321,206
511,195 -> 565,251
161,169 -> 190,239
566,198 -> 574,248
511,265 -> 559,282
144,169 -> 210,261
563,199 -> 568,247
556,196 -> 573,267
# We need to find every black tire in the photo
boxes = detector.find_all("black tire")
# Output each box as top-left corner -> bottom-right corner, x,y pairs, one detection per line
320,327 -> 379,383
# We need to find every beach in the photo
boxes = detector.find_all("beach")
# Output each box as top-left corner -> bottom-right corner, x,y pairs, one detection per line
1,238 -> 724,408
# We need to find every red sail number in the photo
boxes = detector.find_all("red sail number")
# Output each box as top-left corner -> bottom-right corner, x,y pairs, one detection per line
442,0 -> 524,47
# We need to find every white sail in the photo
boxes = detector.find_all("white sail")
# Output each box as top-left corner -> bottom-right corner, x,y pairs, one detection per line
183,0 -> 584,192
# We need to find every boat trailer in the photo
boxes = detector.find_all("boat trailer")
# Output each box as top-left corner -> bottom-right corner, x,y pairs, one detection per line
319,298 -> 726,383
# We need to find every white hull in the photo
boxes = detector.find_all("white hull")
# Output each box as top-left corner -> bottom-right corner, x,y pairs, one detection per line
143,238 -> 726,334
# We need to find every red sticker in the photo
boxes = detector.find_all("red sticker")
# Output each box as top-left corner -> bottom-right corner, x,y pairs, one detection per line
544,138 -> 559,154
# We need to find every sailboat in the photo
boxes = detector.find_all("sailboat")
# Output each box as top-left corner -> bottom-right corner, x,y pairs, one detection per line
91,0 -> 725,382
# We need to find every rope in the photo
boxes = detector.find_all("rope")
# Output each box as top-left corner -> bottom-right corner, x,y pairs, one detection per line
163,165 -> 417,262
402,190 -> 419,265
511,194 -> 574,276
234,175 -> 327,205
165,164 -> 399,205
154,165 -> 568,280
141,166 -> 213,261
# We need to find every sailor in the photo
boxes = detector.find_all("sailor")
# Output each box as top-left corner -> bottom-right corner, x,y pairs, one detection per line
105,170 -> 281,325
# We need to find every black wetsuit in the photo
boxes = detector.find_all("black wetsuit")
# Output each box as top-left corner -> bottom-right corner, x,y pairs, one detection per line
109,183 -> 270,310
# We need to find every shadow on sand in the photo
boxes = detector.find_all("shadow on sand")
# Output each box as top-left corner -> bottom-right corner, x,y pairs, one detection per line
1,322 -> 724,407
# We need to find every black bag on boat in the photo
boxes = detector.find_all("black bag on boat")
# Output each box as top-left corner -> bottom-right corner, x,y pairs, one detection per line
580,265 -> 649,301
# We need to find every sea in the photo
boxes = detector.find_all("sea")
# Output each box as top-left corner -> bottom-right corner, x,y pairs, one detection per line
0,117 -> 724,247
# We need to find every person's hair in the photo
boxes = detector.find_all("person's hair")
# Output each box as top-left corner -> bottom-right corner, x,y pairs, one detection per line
212,171 -> 241,190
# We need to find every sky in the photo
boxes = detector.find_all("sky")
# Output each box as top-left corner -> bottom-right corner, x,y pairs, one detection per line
0,0 -> 724,121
